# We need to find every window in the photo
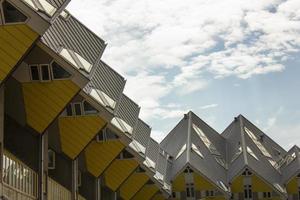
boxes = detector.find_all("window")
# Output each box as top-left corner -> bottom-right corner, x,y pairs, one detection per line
78,170 -> 82,187
206,190 -> 215,197
186,184 -> 195,197
118,150 -> 134,159
175,144 -> 186,159
59,48 -> 92,73
73,103 -> 82,116
51,62 -> 71,79
2,1 -> 28,24
40,64 -> 50,81
48,149 -> 55,170
242,169 -> 252,176
232,145 -> 242,162
90,88 -> 116,109
23,0 -> 57,17
244,185 -> 252,199
136,167 -> 146,173
184,167 -> 194,173
83,101 -> 98,115
263,192 -> 271,198
247,147 -> 259,160
30,65 -> 39,81
66,104 -> 72,116
192,143 -> 204,158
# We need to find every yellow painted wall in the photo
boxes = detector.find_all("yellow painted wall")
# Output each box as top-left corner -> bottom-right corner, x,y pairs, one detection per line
0,25 -> 38,82
152,194 -> 165,200
85,140 -> 124,177
22,80 -> 80,133
287,177 -> 298,194
193,173 -> 215,190
104,159 -> 139,191
252,175 -> 273,192
132,184 -> 159,200
231,175 -> 243,193
119,173 -> 149,200
59,115 -> 106,159
172,173 -> 185,192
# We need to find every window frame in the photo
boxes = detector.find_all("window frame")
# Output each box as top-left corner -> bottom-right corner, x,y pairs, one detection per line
39,64 -> 51,82
29,64 -> 40,81
48,149 -> 56,170
82,100 -> 98,115
50,60 -> 72,80
1,0 -> 29,25
72,102 -> 83,116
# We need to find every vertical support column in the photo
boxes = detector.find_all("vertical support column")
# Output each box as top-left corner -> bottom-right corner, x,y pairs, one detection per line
39,131 -> 48,200
72,159 -> 78,200
0,86 -> 4,196
96,176 -> 102,200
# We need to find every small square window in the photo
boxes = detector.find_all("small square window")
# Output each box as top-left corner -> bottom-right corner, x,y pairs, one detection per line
48,149 -> 56,170
40,65 -> 50,81
73,103 -> 82,116
66,104 -> 72,116
30,65 -> 39,81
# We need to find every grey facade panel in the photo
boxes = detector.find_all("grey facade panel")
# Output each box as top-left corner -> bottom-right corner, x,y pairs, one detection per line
115,94 -> 140,128
41,15 -> 106,65
146,138 -> 159,163
281,147 -> 300,183
46,0 -> 68,8
156,153 -> 167,175
132,119 -> 151,148
89,60 -> 125,101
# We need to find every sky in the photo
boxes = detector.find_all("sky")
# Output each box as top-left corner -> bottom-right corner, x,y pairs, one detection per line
67,0 -> 300,149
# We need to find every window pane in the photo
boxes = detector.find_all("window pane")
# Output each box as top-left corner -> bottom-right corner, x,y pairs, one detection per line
74,103 -> 82,116
3,1 -> 27,23
41,65 -> 50,81
51,62 -> 71,79
66,104 -> 72,116
83,101 -> 98,115
30,65 -> 39,81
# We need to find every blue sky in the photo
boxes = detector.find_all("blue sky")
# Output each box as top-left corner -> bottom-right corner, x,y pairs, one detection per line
67,0 -> 300,149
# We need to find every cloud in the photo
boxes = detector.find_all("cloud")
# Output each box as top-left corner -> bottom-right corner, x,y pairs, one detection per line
263,106 -> 284,131
200,104 -> 219,110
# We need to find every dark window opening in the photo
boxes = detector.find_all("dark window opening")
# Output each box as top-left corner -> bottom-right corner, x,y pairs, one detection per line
66,104 -> 72,116
30,65 -> 39,81
136,167 -> 146,173
83,101 -> 98,115
186,187 -> 190,197
41,65 -> 50,81
146,180 -> 154,185
122,150 -> 134,159
74,103 -> 82,116
48,149 -> 55,169
51,62 -> 71,79
3,1 -> 27,24
172,192 -> 176,198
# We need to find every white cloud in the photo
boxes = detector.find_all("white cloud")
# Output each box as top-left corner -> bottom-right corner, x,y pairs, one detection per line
200,104 -> 219,110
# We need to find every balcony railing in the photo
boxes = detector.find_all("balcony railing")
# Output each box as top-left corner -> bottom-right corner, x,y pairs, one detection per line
3,151 -> 38,200
48,177 -> 71,200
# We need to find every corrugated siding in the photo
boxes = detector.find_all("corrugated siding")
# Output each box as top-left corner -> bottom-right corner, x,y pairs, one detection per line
119,173 -> 149,200
41,15 -> 105,65
0,25 -> 38,82
132,119 -> 151,148
132,185 -> 159,200
58,115 -> 106,159
88,60 -> 125,101
156,154 -> 167,176
22,80 -> 80,133
85,140 -> 124,177
104,159 -> 139,191
146,139 -> 159,162
115,94 -> 140,127
46,0 -> 68,8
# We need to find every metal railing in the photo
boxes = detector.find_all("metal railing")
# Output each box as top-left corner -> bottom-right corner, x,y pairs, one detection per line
47,177 -> 71,200
3,151 -> 38,200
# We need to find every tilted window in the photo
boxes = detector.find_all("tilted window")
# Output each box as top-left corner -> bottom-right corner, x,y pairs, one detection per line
48,149 -> 56,170
59,48 -> 92,73
175,144 -> 186,159
30,65 -> 40,81
2,1 -> 28,24
51,62 -> 71,79
22,0 -> 57,17
83,101 -> 98,115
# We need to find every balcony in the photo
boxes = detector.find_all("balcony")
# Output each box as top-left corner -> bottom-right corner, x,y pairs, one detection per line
3,151 -> 38,200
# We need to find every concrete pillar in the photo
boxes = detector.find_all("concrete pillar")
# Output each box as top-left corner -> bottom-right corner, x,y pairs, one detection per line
38,131 -> 48,200
96,177 -> 102,200
72,159 -> 78,200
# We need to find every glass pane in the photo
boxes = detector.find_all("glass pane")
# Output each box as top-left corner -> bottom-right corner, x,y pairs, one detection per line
74,103 -> 82,116
66,104 -> 72,116
41,65 -> 50,81
30,65 -> 39,81
3,1 -> 27,23
52,62 -> 71,79
83,101 -> 98,115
